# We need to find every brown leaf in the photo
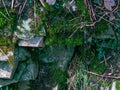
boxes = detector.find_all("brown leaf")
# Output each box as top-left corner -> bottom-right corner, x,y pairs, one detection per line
83,0 -> 87,7
46,0 -> 56,5
39,0 -> 45,7
109,13 -> 115,21
104,0 -> 112,11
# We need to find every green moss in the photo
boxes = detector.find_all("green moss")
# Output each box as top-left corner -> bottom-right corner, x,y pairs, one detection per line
101,81 -> 109,88
0,17 -> 6,28
37,1 -> 89,46
94,20 -> 108,35
76,0 -> 90,20
116,81 -> 120,90
65,37 -> 82,46
50,68 -> 67,90
0,36 -> 12,45
76,0 -> 86,13
89,58 -> 106,74
0,8 -> 17,45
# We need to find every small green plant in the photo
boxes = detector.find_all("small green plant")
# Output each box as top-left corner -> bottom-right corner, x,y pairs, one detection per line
50,68 -> 67,90
0,17 -> 6,28
116,81 -> 120,90
37,0 -> 90,46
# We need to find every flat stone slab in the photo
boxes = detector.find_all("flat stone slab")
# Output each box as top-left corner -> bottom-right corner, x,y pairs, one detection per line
0,61 -> 18,79
0,50 -> 13,61
18,37 -> 44,47
0,55 -> 8,61
0,69 -> 11,78
0,62 -> 12,78
0,46 -> 18,79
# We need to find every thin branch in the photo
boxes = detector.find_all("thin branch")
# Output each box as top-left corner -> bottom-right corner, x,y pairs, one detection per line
18,0 -> 27,22
1,0 -> 10,17
0,11 -> 9,20
112,0 -> 120,13
11,0 -> 14,9
67,74 -> 76,90
39,0 -> 45,7
83,70 -> 120,79
34,0 -> 37,29
100,56 -> 112,64
19,0 -> 27,14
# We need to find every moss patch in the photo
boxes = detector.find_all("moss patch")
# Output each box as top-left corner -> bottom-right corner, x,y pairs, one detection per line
116,81 -> 120,90
49,63 -> 67,90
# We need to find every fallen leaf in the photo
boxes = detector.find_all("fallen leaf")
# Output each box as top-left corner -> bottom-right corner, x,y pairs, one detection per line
46,0 -> 56,5
109,13 -> 115,21
84,0 -> 87,7
104,0 -> 115,11
109,0 -> 116,6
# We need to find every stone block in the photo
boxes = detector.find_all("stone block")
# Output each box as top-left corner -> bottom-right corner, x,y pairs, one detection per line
18,37 -> 44,47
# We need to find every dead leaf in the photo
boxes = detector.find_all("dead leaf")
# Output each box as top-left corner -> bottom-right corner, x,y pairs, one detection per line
109,0 -> 116,7
109,13 -> 115,21
39,0 -> 45,7
84,0 -> 87,7
104,0 -> 115,11
46,0 -> 56,5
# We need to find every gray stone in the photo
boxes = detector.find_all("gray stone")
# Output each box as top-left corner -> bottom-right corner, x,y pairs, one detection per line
46,0 -> 56,5
14,47 -> 31,61
18,36 -> 44,47
0,47 -> 17,79
0,47 -> 38,87
15,18 -> 35,40
0,50 -> 13,61
39,45 -> 74,71
0,61 -> 18,79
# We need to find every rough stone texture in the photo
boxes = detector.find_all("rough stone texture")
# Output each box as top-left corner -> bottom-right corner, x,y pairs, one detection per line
0,51 -> 13,61
46,0 -> 56,5
39,45 -> 74,71
0,47 -> 38,87
18,36 -> 44,47
0,46 -> 17,79
32,45 -> 75,90
32,65 -> 52,90
15,18 -> 35,40
18,81 -> 31,90
0,61 -> 18,79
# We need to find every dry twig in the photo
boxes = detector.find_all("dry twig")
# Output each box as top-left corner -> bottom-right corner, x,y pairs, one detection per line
1,0 -> 10,16
39,0 -> 45,7
67,74 -> 76,90
11,0 -> 14,9
83,70 -> 120,79
34,0 -> 37,29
